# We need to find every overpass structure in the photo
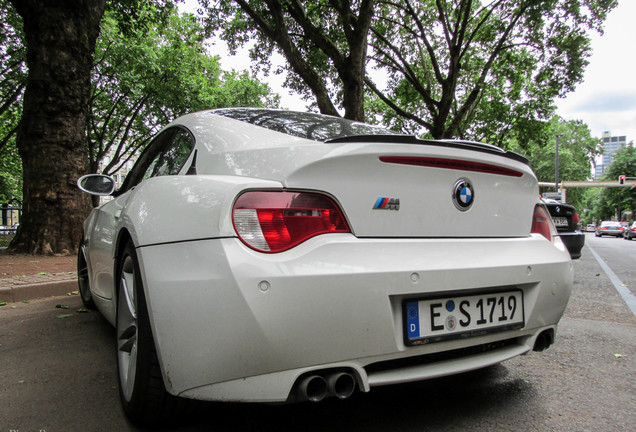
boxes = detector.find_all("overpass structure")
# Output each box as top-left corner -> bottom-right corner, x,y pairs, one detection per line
538,180 -> 636,203
538,180 -> 636,188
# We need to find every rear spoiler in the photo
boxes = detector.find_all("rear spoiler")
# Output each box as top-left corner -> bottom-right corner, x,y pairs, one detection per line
326,135 -> 530,166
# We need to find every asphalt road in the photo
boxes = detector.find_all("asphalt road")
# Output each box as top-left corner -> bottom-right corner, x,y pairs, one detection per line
587,231 -> 636,298
1,235 -> 635,432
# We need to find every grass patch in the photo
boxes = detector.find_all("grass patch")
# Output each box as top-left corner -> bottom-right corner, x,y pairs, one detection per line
0,234 -> 15,248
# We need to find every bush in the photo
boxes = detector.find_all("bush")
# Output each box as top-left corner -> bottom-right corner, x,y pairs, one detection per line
0,234 -> 14,248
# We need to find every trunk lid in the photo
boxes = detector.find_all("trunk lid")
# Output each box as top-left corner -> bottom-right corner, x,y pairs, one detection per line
284,140 -> 537,238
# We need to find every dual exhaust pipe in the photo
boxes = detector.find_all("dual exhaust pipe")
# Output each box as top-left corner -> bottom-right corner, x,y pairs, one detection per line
295,330 -> 554,403
533,329 -> 554,352
296,371 -> 356,402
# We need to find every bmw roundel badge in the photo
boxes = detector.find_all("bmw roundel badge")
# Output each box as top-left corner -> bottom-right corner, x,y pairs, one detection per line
452,178 -> 474,211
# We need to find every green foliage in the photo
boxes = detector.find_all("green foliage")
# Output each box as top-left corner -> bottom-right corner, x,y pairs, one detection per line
205,0 -> 374,119
106,0 -> 178,37
1,1 -> 277,189
592,146 -> 636,221
206,0 -> 616,142
0,132 -> 22,203
90,7 -> 277,175
0,0 -> 24,203
369,0 -> 617,139
0,0 -> 25,143
517,116 -> 602,211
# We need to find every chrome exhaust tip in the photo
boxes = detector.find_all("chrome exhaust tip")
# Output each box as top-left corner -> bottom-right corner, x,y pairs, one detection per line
298,375 -> 328,402
533,329 -> 554,352
327,372 -> 356,399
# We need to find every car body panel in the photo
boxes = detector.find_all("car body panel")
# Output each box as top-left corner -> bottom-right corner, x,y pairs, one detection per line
173,112 -> 539,239
83,175 -> 281,307
284,147 -> 537,238
78,108 -> 574,405
542,200 -> 584,259
137,235 -> 571,399
557,232 -> 585,259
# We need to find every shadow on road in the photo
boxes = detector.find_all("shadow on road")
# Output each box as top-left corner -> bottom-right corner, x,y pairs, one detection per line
178,364 -> 536,432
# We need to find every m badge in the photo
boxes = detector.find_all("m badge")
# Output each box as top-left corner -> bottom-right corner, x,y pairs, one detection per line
373,197 -> 400,210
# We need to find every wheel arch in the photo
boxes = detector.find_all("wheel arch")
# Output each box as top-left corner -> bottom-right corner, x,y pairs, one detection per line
115,229 -> 133,277
112,229 -> 134,307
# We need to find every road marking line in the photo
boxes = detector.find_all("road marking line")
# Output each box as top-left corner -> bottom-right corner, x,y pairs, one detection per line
587,244 -> 636,318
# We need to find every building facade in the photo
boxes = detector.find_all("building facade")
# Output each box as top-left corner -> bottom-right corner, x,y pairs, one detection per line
595,131 -> 627,178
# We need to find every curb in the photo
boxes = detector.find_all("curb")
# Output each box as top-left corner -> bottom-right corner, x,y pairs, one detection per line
0,279 -> 78,303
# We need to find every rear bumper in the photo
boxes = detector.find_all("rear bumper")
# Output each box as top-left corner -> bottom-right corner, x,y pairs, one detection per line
136,234 -> 573,402
596,230 -> 623,236
557,231 -> 585,259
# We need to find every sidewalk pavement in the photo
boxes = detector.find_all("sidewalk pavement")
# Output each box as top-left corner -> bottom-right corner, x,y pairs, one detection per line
0,271 -> 78,303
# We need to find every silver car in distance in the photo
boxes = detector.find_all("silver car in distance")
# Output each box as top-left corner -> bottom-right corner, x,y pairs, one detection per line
77,108 -> 572,426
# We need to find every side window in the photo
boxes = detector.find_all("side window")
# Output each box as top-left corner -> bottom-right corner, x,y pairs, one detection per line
120,127 -> 195,193
145,129 -> 195,179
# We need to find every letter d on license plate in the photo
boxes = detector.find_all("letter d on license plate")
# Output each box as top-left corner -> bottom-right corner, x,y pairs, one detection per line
404,290 -> 524,346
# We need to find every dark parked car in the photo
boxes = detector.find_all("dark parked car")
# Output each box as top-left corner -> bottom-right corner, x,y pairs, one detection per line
624,222 -> 636,240
542,199 -> 584,259
596,221 -> 624,237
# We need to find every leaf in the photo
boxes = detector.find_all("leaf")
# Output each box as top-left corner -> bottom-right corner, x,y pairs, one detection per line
57,314 -> 74,319
39,272 -> 48,275
614,353 -> 624,358
55,304 -> 69,309
77,308 -> 91,313
0,301 -> 7,307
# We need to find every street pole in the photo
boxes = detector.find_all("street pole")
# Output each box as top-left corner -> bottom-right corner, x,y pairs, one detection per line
555,134 -> 563,196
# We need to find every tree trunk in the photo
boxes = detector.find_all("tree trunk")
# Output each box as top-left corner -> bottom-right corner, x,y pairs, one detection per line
8,0 -> 105,255
341,67 -> 366,121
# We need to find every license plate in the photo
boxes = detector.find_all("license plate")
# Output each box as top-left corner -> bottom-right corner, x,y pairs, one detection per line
552,217 -> 568,227
404,290 -> 524,346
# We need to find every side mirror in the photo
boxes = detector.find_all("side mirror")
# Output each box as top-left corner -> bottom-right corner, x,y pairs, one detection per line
77,174 -> 116,196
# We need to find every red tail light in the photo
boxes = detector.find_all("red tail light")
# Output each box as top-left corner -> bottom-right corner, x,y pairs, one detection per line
233,191 -> 350,253
573,212 -> 580,224
531,205 -> 554,241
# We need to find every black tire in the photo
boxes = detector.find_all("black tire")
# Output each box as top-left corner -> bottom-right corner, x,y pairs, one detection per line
116,241 -> 188,426
77,240 -> 96,309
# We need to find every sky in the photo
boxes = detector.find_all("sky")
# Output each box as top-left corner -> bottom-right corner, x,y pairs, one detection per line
555,0 -> 636,144
184,1 -> 636,143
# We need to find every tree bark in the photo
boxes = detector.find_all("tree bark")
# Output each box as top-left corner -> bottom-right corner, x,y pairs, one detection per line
8,0 -> 105,255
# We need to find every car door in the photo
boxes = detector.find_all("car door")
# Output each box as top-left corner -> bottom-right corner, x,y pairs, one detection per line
87,127 -> 195,300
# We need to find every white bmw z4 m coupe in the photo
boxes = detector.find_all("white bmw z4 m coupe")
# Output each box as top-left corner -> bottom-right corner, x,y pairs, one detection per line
77,108 -> 572,425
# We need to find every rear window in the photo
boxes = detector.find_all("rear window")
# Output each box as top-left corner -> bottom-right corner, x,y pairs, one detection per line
212,108 -> 399,142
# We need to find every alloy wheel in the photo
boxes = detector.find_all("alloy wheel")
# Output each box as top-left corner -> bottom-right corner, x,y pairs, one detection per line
117,255 -> 138,403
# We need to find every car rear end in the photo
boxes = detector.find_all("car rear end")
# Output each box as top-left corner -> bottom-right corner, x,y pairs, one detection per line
137,122 -> 573,403
542,201 -> 584,259
596,221 -> 624,237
